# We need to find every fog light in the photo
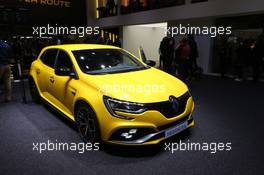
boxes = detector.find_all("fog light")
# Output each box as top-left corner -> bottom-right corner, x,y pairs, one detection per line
110,128 -> 155,141
129,129 -> 137,134
121,129 -> 138,139
121,133 -> 133,139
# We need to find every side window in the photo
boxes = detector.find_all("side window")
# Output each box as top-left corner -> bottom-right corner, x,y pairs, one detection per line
55,50 -> 73,71
40,49 -> 58,68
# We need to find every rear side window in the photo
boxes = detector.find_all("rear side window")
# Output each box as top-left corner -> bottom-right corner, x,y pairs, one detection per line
40,49 -> 58,68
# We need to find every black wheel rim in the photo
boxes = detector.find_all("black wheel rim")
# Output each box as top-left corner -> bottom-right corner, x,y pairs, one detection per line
77,108 -> 96,142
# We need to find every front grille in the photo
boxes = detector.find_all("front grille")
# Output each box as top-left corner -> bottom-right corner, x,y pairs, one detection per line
146,92 -> 190,118
157,115 -> 189,131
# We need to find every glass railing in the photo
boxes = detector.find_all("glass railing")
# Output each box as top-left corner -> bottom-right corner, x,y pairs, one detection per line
96,0 -> 186,18
96,0 -> 208,18
120,0 -> 186,15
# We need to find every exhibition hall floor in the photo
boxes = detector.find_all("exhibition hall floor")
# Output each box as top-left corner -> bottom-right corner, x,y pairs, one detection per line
0,76 -> 263,175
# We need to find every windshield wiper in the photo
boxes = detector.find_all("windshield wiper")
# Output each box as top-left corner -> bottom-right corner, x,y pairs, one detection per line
87,66 -> 148,75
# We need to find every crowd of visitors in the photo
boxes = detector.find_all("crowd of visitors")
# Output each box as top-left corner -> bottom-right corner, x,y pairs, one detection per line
1,31 -> 264,102
0,33 -> 121,102
159,33 -> 264,83
218,33 -> 264,82
159,35 -> 200,82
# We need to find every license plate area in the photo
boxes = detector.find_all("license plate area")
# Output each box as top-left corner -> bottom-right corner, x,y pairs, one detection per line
165,121 -> 188,138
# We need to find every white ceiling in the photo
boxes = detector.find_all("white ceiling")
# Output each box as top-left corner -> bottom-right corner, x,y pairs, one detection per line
131,22 -> 168,28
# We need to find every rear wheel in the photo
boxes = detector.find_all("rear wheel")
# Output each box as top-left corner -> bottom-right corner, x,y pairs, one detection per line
29,78 -> 41,103
75,103 -> 101,143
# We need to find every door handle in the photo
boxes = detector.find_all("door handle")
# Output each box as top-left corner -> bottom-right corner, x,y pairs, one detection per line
69,87 -> 76,96
49,76 -> 55,83
36,69 -> 40,75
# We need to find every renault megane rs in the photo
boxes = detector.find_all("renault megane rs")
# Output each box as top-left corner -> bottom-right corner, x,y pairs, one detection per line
29,44 -> 195,145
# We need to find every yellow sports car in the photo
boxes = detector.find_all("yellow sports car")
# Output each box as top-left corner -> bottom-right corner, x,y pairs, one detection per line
29,44 -> 194,145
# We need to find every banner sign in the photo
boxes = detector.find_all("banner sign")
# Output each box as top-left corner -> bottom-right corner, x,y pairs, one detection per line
22,0 -> 71,8
0,0 -> 86,25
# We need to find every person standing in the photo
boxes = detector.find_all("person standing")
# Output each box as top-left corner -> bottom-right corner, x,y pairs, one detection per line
159,36 -> 168,70
188,35 -> 199,78
218,36 -> 228,78
234,39 -> 246,81
129,0 -> 141,12
252,30 -> 264,82
106,0 -> 116,16
160,37 -> 175,74
177,38 -> 191,82
0,37 -> 14,102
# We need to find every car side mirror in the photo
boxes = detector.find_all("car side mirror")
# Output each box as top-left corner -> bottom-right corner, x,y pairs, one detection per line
55,67 -> 75,77
145,60 -> 156,67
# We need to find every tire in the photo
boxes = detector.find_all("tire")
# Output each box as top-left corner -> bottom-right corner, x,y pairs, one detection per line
75,103 -> 101,143
29,78 -> 41,103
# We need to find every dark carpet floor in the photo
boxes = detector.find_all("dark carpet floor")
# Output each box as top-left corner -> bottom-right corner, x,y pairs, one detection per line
0,76 -> 263,175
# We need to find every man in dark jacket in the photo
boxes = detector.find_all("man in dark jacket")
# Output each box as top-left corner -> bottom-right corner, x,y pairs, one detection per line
0,37 -> 14,102
188,35 -> 199,77
159,36 -> 175,74
253,31 -> 264,82
106,0 -> 116,16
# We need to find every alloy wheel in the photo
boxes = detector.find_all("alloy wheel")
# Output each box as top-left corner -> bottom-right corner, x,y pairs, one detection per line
76,107 -> 97,142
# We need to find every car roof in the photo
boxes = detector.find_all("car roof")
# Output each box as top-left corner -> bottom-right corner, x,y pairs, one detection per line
45,44 -> 120,51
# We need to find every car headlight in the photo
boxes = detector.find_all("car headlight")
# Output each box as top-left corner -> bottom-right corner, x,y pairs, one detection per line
103,96 -> 147,120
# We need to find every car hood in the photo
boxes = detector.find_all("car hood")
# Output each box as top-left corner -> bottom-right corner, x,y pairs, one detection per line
82,68 -> 188,103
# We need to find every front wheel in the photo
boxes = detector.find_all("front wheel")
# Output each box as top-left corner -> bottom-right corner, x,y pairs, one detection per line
75,103 -> 101,143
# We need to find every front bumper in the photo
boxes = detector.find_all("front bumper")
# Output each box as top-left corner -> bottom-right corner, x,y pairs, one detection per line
107,116 -> 194,145
98,96 -> 195,145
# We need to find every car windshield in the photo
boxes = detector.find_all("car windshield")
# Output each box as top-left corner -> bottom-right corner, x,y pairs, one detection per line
72,49 -> 148,74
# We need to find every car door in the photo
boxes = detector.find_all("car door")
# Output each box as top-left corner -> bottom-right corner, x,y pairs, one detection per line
36,49 -> 58,95
49,49 -> 77,115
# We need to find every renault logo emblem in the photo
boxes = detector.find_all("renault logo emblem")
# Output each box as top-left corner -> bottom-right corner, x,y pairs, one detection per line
169,96 -> 179,112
